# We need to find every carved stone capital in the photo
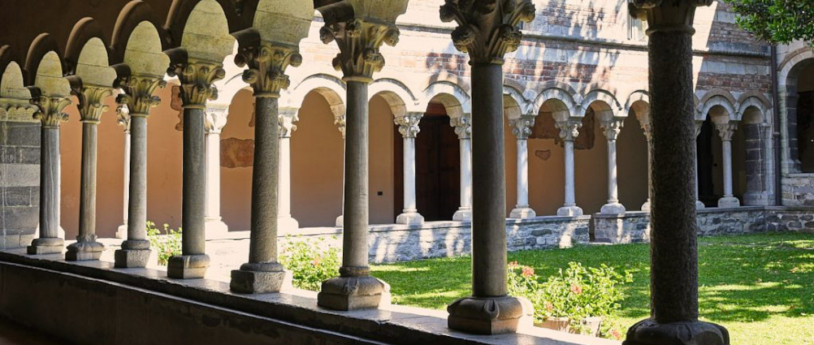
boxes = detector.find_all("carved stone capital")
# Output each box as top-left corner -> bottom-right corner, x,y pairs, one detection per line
116,104 -> 131,133
628,0 -> 713,34
116,75 -> 166,117
440,0 -> 536,64
509,115 -> 535,140
636,108 -> 652,141
451,115 -> 472,140
320,18 -> 400,82
278,110 -> 298,139
0,99 -> 39,123
334,113 -> 346,139
31,95 -> 71,128
205,105 -> 229,134
555,119 -> 582,141
236,42 -> 301,98
715,122 -> 738,142
600,119 -> 624,141
74,86 -> 114,124
694,120 -> 703,137
395,112 -> 422,138
168,59 -> 226,108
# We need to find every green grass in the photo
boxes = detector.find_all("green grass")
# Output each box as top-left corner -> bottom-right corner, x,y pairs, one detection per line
371,232 -> 814,345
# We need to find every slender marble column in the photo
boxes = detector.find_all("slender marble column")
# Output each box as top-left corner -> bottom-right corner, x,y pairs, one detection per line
316,5 -> 407,310
555,116 -> 583,216
509,115 -> 536,219
167,60 -> 225,279
638,109 -> 653,212
395,112 -> 424,225
66,86 -> 112,261
694,121 -> 706,209
600,117 -> 626,214
716,122 -> 740,208
451,116 -> 473,222
116,119 -> 131,239
204,106 -> 229,238
624,2 -> 729,343
277,108 -> 300,233
28,96 -> 71,255
114,76 -> 164,267
334,115 -> 346,227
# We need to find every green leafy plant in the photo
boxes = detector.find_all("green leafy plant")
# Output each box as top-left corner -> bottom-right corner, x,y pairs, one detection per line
146,221 -> 182,266
723,0 -> 814,44
508,261 -> 632,339
280,236 -> 341,291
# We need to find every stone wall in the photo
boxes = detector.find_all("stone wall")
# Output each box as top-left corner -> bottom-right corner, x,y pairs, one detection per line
767,206 -> 814,232
781,174 -> 814,206
0,120 -> 40,249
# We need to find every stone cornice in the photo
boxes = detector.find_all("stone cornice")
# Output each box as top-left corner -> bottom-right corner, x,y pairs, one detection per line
450,115 -> 472,140
395,112 -> 422,138
31,95 -> 71,129
116,75 -> 166,117
168,59 -> 226,109
236,42 -> 302,98
0,99 -> 39,123
629,0 -> 713,34
509,115 -> 535,140
440,0 -> 535,64
319,18 -> 401,82
555,119 -> 582,141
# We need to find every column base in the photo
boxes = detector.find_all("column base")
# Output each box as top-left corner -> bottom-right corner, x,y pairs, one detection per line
317,272 -> 390,311
696,200 -> 706,209
453,208 -> 472,222
65,240 -> 105,261
396,211 -> 425,225
204,218 -> 229,239
641,200 -> 651,212
447,295 -> 528,335
115,224 -> 127,239
509,207 -> 536,219
167,254 -> 210,279
335,215 -> 343,227
717,196 -> 740,208
623,319 -> 729,345
556,205 -> 583,217
230,262 -> 289,294
115,239 -> 152,268
27,238 -> 64,255
601,202 -> 626,215
277,216 -> 300,234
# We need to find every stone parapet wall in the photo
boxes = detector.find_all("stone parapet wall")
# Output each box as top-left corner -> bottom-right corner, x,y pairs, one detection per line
0,121 -> 40,249
781,174 -> 814,206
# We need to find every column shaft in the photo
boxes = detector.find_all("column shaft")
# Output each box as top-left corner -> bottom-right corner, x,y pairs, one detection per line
119,132 -> 130,237
182,107 -> 206,255
78,122 -> 97,238
343,81 -> 369,269
564,140 -> 576,206
516,139 -> 529,207
40,127 -> 60,239
607,139 -> 618,203
460,139 -> 472,208
722,139 -> 733,197
249,97 -> 279,264
127,116 -> 148,242
471,63 -> 506,297
403,136 -> 417,212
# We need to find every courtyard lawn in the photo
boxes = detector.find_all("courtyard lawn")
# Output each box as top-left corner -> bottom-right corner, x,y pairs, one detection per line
371,232 -> 814,345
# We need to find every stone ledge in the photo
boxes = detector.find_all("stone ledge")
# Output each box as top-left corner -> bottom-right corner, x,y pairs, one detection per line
0,250 -> 617,345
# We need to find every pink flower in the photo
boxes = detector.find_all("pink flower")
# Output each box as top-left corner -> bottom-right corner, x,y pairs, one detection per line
570,283 -> 583,295
508,261 -> 519,269
521,266 -> 535,277
611,329 -> 622,340
312,256 -> 321,267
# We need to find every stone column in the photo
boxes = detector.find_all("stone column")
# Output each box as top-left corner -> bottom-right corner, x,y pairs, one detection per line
440,0 -> 536,335
204,106 -> 229,237
277,108 -> 300,232
555,117 -> 583,216
27,96 -> 71,255
166,59 -> 225,279
600,116 -> 626,214
694,121 -> 706,209
334,115 -> 346,227
637,108 -> 653,212
113,76 -> 165,267
317,2 -> 408,310
395,112 -> 424,225
509,115 -> 536,219
624,2 -> 729,344
716,122 -> 740,208
115,112 -> 131,239
451,115 -> 473,222
66,86 -> 113,261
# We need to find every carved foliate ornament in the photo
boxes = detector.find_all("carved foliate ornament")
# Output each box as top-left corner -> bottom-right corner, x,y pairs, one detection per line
31,95 -> 71,128
395,113 -> 422,138
236,42 -> 302,98
168,60 -> 226,108
555,119 -> 582,141
600,119 -> 624,141
0,100 -> 38,123
205,106 -> 229,134
279,114 -> 298,139
116,104 -> 131,132
334,113 -> 347,139
116,75 -> 166,116
73,86 -> 114,124
715,122 -> 738,141
628,0 -> 714,33
451,115 -> 472,140
439,0 -> 535,64
319,18 -> 400,82
509,115 -> 535,140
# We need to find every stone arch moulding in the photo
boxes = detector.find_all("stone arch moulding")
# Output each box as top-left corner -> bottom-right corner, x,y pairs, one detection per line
120,21 -> 171,79
23,33 -> 63,87
698,90 -> 737,122
64,18 -> 109,76
0,60 -> 38,122
419,81 -> 471,118
736,92 -> 771,124
624,90 -> 650,116
778,47 -> 814,88
581,88 -> 624,116
532,82 -> 582,118
165,0 -> 244,48
503,84 -> 535,119
175,0 -> 235,63
370,78 -> 420,117
283,73 -> 347,119
110,0 -> 167,65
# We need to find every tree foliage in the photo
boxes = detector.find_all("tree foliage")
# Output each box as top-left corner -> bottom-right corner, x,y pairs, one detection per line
723,0 -> 814,44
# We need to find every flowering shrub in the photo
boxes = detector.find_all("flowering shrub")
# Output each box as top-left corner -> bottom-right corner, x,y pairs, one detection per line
146,221 -> 182,266
507,261 -> 632,339
279,237 -> 341,291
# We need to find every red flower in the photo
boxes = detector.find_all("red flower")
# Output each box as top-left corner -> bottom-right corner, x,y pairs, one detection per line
611,329 -> 622,340
521,266 -> 535,277
570,283 -> 583,295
